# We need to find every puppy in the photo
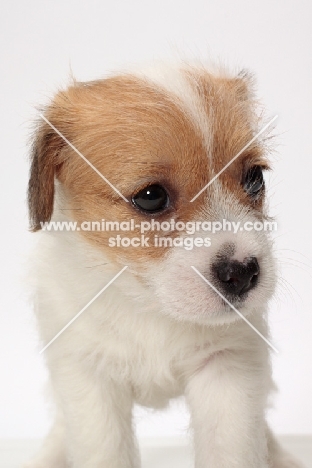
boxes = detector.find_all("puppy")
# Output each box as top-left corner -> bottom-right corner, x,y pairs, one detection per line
25,62 -> 303,468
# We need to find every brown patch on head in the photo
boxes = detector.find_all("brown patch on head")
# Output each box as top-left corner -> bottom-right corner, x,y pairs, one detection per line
28,74 -> 211,263
183,67 -> 269,208
29,66 -> 270,267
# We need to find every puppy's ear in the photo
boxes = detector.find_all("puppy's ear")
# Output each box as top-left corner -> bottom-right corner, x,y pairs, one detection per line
28,91 -> 74,231
28,117 -> 60,231
233,69 -> 255,101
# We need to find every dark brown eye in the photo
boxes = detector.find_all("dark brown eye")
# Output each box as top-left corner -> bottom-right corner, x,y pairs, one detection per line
243,166 -> 264,199
132,184 -> 169,213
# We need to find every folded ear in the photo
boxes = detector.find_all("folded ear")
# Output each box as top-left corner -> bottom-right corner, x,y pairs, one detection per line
218,69 -> 255,102
28,89 -> 77,231
233,69 -> 255,101
28,114 -> 62,231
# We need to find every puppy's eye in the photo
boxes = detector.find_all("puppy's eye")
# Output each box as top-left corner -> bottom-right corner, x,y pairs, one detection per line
132,184 -> 169,213
243,166 -> 264,199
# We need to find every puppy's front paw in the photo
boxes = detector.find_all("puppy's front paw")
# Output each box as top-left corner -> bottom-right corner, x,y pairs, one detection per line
23,462 -> 45,468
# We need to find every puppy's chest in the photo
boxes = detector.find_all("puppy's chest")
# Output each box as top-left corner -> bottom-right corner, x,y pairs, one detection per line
94,313 -> 216,405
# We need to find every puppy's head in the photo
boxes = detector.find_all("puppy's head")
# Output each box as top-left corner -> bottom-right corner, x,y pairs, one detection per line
29,63 -> 276,325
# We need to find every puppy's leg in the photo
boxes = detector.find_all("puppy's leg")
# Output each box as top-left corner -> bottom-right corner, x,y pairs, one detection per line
267,427 -> 305,468
48,356 -> 140,468
185,348 -> 271,468
23,410 -> 67,468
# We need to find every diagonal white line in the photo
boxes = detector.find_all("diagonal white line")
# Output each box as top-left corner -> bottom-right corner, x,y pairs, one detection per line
190,115 -> 278,202
39,266 -> 128,354
39,113 -> 129,203
191,266 -> 279,353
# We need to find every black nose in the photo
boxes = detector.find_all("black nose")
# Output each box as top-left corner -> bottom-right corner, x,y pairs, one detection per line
212,257 -> 260,297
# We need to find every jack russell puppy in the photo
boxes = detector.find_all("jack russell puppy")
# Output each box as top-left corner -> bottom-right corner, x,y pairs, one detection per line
25,62 -> 303,468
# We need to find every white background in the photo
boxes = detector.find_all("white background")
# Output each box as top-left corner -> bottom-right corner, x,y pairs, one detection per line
1,0 -> 312,440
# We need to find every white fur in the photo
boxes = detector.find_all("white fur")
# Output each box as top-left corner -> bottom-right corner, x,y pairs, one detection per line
25,64 -> 304,468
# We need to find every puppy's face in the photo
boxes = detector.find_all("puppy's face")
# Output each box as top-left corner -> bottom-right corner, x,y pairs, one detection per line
29,65 -> 276,325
